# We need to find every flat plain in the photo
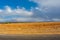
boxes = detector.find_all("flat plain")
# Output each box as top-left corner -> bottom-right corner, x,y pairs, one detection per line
0,22 -> 60,40
0,22 -> 60,35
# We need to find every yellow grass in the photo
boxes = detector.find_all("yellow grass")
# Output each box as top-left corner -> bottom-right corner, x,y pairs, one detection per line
0,22 -> 60,35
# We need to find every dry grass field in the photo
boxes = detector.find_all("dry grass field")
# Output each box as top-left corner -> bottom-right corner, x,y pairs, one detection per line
0,22 -> 60,35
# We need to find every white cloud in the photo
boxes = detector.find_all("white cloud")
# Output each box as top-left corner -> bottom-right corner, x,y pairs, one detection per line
0,0 -> 60,22
31,0 -> 60,21
5,6 -> 12,13
0,9 -> 3,13
31,0 -> 60,6
32,0 -> 60,11
0,5 -> 49,22
52,18 -> 60,21
0,17 -> 51,22
14,8 -> 33,16
33,0 -> 60,12
0,18 -> 5,22
0,6 -> 33,16
0,6 -> 35,22
11,17 -> 46,22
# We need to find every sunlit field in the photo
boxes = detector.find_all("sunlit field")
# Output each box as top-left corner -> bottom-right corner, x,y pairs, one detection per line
0,22 -> 60,35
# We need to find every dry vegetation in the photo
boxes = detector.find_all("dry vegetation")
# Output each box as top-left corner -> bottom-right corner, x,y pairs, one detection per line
0,22 -> 60,35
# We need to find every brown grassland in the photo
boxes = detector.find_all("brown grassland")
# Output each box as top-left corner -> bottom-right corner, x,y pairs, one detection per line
0,22 -> 60,35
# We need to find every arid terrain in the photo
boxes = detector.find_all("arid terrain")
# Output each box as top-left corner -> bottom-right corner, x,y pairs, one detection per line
0,22 -> 60,35
0,22 -> 60,40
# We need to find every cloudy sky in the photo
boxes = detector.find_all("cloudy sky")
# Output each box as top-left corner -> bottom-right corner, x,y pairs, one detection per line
0,0 -> 60,22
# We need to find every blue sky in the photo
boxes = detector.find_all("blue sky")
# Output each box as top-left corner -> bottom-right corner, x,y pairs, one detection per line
0,0 -> 37,10
0,0 -> 60,22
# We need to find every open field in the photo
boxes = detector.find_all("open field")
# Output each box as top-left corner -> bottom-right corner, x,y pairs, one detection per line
0,22 -> 60,35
